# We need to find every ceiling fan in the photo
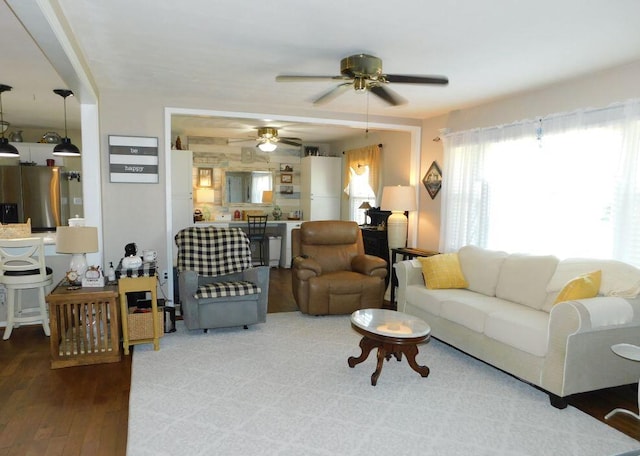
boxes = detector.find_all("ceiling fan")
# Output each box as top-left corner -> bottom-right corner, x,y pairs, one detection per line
227,127 -> 302,152
230,127 -> 302,152
276,53 -> 448,106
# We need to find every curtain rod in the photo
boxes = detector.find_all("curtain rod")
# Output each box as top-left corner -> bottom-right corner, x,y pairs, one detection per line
342,144 -> 383,154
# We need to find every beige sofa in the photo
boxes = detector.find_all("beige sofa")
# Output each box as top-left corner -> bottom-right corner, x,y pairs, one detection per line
396,245 -> 640,408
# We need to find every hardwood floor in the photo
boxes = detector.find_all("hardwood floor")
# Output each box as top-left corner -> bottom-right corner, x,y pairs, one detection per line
0,268 -> 637,455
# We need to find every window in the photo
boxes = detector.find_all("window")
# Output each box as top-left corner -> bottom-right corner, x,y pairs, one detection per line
346,166 -> 375,224
441,100 -> 640,267
343,144 -> 382,224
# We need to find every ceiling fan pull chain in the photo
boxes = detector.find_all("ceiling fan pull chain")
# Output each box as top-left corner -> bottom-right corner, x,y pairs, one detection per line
365,91 -> 370,137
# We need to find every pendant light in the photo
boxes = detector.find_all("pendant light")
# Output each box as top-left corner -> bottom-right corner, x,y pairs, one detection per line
0,84 -> 19,158
53,89 -> 80,156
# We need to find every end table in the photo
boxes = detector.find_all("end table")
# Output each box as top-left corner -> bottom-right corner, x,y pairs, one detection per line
605,343 -> 640,421
46,283 -> 121,369
389,247 -> 438,308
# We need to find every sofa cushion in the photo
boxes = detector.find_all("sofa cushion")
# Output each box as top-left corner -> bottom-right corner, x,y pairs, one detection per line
418,254 -> 469,289
405,286 -> 476,317
484,306 -> 550,357
458,245 -> 508,297
195,281 -> 260,299
554,270 -> 601,305
495,254 -> 559,310
440,295 -> 516,333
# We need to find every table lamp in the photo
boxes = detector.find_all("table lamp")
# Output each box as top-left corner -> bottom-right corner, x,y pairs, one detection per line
359,201 -> 372,225
380,185 -> 417,249
262,190 -> 273,203
56,226 -> 99,278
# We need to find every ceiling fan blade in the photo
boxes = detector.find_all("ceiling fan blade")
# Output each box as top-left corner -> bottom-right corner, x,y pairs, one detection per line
313,82 -> 352,105
384,74 -> 449,85
276,75 -> 348,82
369,84 -> 406,106
279,137 -> 302,147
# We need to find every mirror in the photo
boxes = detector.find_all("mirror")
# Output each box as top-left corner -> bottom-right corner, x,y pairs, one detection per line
224,170 -> 273,204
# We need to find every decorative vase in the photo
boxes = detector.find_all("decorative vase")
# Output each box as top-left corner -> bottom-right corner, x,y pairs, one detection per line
272,205 -> 282,220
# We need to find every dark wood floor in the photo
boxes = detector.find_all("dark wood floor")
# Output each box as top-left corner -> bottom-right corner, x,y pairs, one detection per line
0,268 -> 638,455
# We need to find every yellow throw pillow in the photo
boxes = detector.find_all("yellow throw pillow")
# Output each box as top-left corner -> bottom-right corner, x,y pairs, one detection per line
554,270 -> 602,304
418,253 -> 469,290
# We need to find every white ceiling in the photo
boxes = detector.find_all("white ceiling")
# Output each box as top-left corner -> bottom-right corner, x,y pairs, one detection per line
3,0 -> 640,143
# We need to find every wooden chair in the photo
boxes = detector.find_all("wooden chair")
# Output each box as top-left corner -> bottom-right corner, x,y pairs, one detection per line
0,237 -> 52,340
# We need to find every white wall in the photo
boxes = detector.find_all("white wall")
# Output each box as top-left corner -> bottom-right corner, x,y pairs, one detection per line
418,60 -> 640,251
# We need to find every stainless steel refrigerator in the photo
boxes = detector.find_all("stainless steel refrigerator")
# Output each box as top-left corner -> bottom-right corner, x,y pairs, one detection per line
0,166 -> 70,231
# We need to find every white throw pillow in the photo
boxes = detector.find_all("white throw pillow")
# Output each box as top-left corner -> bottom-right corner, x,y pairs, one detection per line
546,258 -> 640,298
458,245 -> 508,297
495,254 -> 559,310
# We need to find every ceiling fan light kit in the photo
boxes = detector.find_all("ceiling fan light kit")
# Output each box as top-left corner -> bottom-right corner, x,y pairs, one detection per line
276,53 -> 448,106
52,89 -> 81,157
258,141 -> 277,152
253,126 -> 302,151
0,84 -> 19,158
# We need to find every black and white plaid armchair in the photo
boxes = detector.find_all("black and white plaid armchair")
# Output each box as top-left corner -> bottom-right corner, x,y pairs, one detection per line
175,226 -> 269,332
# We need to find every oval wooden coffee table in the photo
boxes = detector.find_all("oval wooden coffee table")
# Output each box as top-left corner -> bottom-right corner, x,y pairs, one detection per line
348,308 -> 431,386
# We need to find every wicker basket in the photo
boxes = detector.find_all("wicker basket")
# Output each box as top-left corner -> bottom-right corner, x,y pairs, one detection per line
0,218 -> 31,239
127,307 -> 164,341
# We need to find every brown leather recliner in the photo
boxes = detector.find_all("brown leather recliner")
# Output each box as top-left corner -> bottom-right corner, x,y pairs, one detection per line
291,220 -> 388,315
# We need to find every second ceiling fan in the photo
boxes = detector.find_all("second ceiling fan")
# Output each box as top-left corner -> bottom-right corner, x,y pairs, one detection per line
227,127 -> 302,151
276,53 -> 448,106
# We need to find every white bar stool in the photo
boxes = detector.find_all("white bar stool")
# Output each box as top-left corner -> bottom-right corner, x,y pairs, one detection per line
0,237 -> 53,340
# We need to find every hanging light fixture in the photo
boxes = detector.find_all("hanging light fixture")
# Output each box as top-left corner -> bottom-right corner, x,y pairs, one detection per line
52,89 -> 80,156
0,84 -> 19,158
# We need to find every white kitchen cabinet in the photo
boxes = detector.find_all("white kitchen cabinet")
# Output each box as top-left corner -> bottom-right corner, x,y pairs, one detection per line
300,156 -> 342,221
282,221 -> 302,268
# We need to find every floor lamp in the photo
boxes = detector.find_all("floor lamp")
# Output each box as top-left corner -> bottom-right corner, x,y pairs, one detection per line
381,185 -> 417,250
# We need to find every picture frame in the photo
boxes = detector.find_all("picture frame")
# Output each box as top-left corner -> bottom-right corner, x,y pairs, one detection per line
198,168 -> 213,187
280,185 -> 294,194
108,135 -> 159,183
423,161 -> 442,200
280,173 -> 293,183
280,163 -> 293,172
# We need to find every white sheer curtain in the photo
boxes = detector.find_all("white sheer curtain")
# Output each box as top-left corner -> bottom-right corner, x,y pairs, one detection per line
440,99 -> 640,267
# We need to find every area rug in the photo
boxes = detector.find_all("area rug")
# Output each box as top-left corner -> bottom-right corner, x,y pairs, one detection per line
128,312 -> 638,456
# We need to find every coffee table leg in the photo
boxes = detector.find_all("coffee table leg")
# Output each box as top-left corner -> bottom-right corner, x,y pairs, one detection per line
348,336 -> 379,368
402,344 -> 430,378
371,346 -> 389,386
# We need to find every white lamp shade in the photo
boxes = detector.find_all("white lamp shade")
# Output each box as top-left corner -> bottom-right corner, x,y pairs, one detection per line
56,226 -> 99,254
380,185 -> 417,212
